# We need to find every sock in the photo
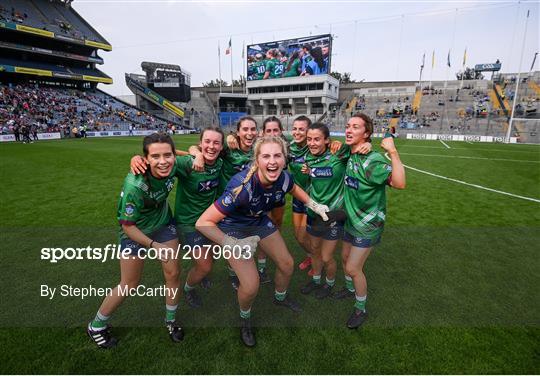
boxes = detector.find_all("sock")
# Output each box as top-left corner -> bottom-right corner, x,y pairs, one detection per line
228,266 -> 237,277
257,258 -> 267,273
345,275 -> 355,292
165,304 -> 178,322
240,308 -> 251,319
312,274 -> 321,285
90,311 -> 109,331
354,295 -> 367,312
326,277 -> 335,287
274,290 -> 287,302
184,282 -> 195,292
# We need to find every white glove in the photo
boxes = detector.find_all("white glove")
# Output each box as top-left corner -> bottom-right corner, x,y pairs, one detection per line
306,199 -> 329,221
222,234 -> 260,259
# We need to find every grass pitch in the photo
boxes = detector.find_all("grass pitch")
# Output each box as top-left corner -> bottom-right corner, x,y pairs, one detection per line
0,135 -> 539,374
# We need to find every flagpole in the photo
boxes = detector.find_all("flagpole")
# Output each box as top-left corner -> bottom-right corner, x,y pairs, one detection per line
506,9 -> 530,143
242,40 -> 246,94
418,52 -> 425,88
230,39 -> 234,94
445,8 -> 458,92
460,47 -> 466,89
218,41 -> 222,94
429,50 -> 434,90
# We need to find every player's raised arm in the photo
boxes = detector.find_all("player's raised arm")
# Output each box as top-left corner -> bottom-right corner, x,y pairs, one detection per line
130,155 -> 147,175
380,137 -> 406,189
180,145 -> 204,171
175,149 -> 189,156
226,133 -> 239,150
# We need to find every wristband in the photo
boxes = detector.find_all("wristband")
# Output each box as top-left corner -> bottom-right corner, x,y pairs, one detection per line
149,240 -> 155,248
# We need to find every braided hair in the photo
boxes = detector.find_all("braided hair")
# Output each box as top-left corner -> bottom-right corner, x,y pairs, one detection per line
231,136 -> 288,199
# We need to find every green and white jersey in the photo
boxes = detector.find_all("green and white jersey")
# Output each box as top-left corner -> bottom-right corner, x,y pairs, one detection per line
288,141 -> 310,191
265,58 -> 283,78
174,155 -> 223,227
252,61 -> 266,80
219,144 -> 253,193
343,151 -> 392,239
283,58 -> 301,77
305,144 -> 350,217
117,169 -> 176,241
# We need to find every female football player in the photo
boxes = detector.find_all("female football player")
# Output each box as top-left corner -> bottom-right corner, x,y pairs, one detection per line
87,133 -> 183,349
196,136 -> 329,347
188,117 -> 258,290
341,113 -> 405,329
300,123 -> 371,300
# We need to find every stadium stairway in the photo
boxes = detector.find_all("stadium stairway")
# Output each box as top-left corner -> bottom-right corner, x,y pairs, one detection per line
494,84 -> 511,114
125,74 -> 185,123
528,80 -> 540,96
186,90 -> 218,128
412,89 -> 422,113
346,96 -> 358,113
488,89 -> 501,110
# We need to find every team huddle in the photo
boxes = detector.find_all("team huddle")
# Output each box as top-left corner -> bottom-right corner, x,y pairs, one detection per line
86,113 -> 406,348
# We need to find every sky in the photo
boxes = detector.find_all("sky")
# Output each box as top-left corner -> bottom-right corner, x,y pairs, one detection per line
72,0 -> 540,97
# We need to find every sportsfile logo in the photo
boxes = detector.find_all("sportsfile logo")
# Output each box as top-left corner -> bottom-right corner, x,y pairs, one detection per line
40,244 -> 254,263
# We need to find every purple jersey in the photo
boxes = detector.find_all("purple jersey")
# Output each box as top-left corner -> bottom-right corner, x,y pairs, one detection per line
215,168 -> 294,227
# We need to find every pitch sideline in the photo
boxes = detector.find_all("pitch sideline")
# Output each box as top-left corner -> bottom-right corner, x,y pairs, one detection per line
384,153 -> 540,203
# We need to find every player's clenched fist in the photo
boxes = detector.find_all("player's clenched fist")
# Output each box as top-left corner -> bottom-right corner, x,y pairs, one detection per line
380,136 -> 397,154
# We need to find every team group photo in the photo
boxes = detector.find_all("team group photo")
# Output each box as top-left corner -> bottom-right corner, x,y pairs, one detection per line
0,0 -> 538,374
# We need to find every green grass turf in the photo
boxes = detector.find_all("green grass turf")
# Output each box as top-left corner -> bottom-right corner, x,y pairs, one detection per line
0,135 -> 539,374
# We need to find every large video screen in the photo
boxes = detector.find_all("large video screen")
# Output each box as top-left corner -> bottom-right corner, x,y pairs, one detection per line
247,34 -> 332,81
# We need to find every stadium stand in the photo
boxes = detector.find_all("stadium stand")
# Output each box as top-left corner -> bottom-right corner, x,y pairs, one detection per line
0,83 -> 170,137
0,0 -> 181,140
317,75 -> 539,143
0,0 -> 108,45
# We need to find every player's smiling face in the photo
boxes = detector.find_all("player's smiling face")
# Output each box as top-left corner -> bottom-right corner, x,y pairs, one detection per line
257,142 -> 285,186
345,117 -> 369,147
146,142 -> 175,178
307,128 -> 329,156
291,120 -> 308,144
200,130 -> 223,164
238,119 -> 257,151
263,121 -> 282,137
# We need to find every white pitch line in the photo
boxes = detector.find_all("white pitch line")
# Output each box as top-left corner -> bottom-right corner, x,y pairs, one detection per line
466,141 -> 473,144
398,152 -> 540,163
439,139 -> 451,149
384,153 -> 540,203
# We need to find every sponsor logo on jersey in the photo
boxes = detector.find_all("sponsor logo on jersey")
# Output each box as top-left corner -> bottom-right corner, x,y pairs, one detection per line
125,203 -> 135,216
275,191 -> 283,201
344,176 -> 359,190
198,178 -> 219,192
310,167 -> 333,178
222,193 -> 234,207
166,179 -> 174,191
